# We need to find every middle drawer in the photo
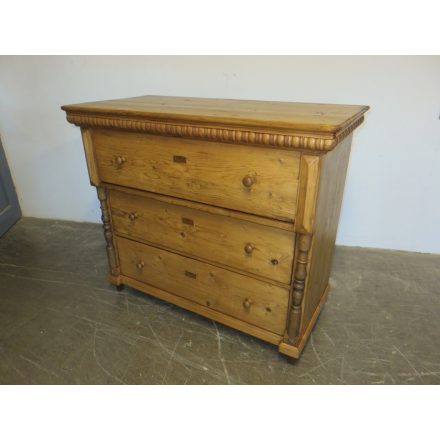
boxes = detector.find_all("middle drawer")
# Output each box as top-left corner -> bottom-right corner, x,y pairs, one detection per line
109,189 -> 294,284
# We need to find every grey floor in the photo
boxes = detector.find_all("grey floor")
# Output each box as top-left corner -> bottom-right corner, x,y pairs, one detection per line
0,218 -> 439,385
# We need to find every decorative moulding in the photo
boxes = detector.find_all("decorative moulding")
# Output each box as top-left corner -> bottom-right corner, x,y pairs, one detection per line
65,112 -> 364,153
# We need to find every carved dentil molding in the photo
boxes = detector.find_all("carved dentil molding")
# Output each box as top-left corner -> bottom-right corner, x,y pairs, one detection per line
66,113 -> 364,152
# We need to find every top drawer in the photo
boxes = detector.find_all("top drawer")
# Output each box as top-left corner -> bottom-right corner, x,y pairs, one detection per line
92,130 -> 300,221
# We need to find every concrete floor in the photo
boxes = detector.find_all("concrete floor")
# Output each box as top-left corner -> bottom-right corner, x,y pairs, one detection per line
0,218 -> 439,384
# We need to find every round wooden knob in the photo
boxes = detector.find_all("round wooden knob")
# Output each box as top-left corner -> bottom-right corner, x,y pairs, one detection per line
243,298 -> 253,309
242,175 -> 254,188
115,155 -> 126,166
136,261 -> 145,270
244,243 -> 254,254
128,212 -> 137,221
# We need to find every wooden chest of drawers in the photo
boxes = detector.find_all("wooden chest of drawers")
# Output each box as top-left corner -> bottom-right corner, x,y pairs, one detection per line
62,95 -> 368,359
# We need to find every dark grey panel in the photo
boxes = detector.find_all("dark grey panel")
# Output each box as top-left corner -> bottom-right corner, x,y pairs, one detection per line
0,178 -> 9,213
0,136 -> 21,236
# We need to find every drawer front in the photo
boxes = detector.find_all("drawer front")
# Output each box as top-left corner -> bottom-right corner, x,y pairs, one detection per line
117,237 -> 289,335
109,189 -> 294,284
93,129 -> 300,221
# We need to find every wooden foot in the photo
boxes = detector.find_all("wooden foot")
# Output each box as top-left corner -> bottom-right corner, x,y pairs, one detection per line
116,284 -> 124,291
278,341 -> 299,359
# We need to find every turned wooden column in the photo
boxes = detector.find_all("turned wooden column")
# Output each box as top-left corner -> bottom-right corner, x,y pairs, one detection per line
96,187 -> 120,278
286,233 -> 312,344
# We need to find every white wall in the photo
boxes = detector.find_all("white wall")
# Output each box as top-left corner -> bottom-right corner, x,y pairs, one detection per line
0,56 -> 439,253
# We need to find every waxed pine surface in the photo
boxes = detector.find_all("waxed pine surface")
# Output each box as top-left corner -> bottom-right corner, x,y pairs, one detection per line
62,95 -> 369,133
0,218 -> 439,385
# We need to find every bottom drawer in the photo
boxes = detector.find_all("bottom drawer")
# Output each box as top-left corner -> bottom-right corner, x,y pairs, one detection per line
117,236 -> 289,335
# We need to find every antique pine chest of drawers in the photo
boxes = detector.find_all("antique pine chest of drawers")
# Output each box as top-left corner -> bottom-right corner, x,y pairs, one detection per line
62,95 -> 368,359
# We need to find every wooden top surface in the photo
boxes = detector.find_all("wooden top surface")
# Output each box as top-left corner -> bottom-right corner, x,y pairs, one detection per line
62,95 -> 369,134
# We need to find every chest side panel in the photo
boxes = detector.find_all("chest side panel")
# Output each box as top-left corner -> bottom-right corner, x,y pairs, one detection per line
301,135 -> 353,332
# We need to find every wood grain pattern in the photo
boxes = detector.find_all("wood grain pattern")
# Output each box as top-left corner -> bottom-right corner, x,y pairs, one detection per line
65,113 -> 365,153
294,155 -> 321,234
62,96 -> 368,152
117,236 -> 290,335
300,135 -> 353,332
286,233 -> 312,344
103,183 -> 295,232
278,284 -> 329,359
93,129 -> 301,221
121,275 -> 283,345
63,94 -> 368,360
96,187 -> 120,278
62,95 -> 368,133
80,128 -> 100,186
109,189 -> 295,284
